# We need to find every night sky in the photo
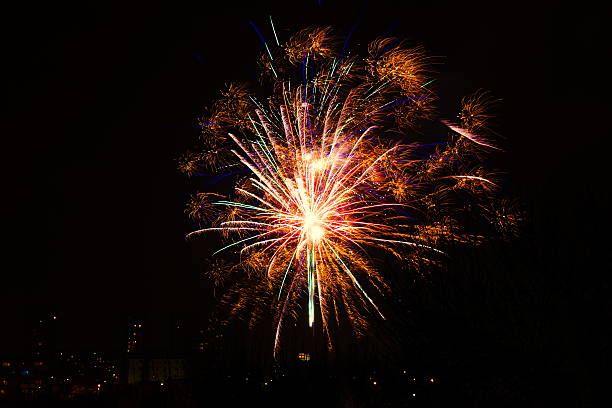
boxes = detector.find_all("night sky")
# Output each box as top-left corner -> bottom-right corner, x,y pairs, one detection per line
4,0 -> 610,387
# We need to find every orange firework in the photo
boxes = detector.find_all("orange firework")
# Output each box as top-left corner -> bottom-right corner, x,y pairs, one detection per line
181,25 -> 520,356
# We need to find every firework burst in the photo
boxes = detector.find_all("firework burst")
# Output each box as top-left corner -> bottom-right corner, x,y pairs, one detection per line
181,25 -> 520,356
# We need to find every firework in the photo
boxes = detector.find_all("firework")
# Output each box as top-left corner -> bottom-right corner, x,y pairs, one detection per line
181,25 -> 519,356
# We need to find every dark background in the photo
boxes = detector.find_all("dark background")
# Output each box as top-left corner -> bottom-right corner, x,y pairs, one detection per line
3,0 -> 611,404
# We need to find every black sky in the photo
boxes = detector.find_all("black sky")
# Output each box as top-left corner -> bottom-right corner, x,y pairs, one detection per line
3,0 -> 610,375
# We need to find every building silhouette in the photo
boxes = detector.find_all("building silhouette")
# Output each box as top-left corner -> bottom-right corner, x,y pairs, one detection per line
124,313 -> 188,385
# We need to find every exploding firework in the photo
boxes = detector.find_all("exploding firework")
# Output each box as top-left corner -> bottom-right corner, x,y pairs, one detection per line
181,25 -> 520,356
